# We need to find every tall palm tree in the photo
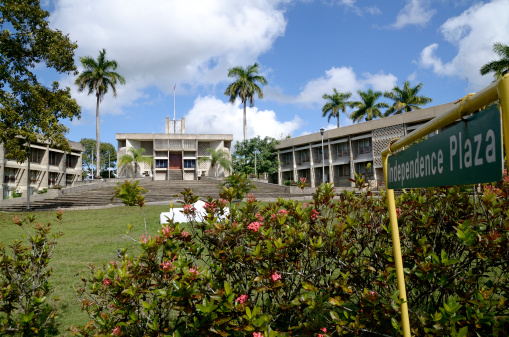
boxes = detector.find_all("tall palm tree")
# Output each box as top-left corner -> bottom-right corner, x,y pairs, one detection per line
75,49 -> 126,178
322,89 -> 352,128
349,89 -> 390,123
118,148 -> 153,177
224,63 -> 268,141
198,148 -> 231,177
383,81 -> 432,117
480,42 -> 509,79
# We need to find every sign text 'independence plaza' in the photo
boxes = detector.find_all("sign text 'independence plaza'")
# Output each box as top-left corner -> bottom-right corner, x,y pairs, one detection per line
387,105 -> 503,189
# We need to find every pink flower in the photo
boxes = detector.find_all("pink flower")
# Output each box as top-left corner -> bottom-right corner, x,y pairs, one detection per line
182,204 -> 197,215
235,294 -> 248,304
310,209 -> 319,220
255,213 -> 264,221
181,231 -> 190,237
271,272 -> 281,282
253,333 -> 263,337
320,327 -> 327,333
318,335 -> 324,337
278,209 -> 289,215
112,326 -> 122,336
140,234 -> 151,243
246,194 -> 257,203
162,225 -> 172,237
248,221 -> 261,233
189,267 -> 199,276
396,208 -> 402,218
102,278 -> 112,288
12,216 -> 22,225
219,198 -> 228,207
300,177 -> 306,183
160,260 -> 174,272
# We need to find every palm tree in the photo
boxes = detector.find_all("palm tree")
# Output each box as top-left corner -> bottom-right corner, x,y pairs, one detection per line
224,63 -> 268,141
383,81 -> 432,117
480,42 -> 509,79
198,148 -> 231,177
75,49 -> 126,178
118,148 -> 152,177
322,89 -> 352,128
349,89 -> 390,123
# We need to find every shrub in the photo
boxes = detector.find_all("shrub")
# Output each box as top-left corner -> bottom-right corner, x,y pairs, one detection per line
11,191 -> 22,198
73,175 -> 509,336
0,211 -> 64,336
221,173 -> 256,201
111,180 -> 147,206
283,180 -> 292,186
37,188 -> 48,194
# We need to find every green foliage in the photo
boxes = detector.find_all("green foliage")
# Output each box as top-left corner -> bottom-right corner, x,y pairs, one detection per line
79,138 -> 117,173
349,89 -> 390,123
0,211 -> 64,336
383,81 -> 432,116
322,89 -> 352,128
221,173 -> 256,201
118,147 -> 152,177
0,0 -> 81,161
480,42 -> 509,79
224,63 -> 268,140
232,136 -> 279,177
111,180 -> 147,206
198,148 -> 231,177
37,188 -> 48,194
11,192 -> 22,198
72,174 -> 509,336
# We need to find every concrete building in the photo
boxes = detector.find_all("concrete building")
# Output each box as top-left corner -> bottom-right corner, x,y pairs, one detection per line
116,118 -> 233,180
1,140 -> 84,199
275,102 -> 456,188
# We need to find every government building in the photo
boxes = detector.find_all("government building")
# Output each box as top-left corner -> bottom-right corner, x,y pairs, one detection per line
275,102 -> 456,188
1,140 -> 84,199
116,118 -> 233,180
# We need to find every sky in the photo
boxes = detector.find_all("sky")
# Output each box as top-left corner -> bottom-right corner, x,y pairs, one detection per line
39,0 -> 509,150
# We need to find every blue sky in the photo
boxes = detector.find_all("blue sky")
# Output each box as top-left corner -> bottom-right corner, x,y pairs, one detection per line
40,0 -> 509,149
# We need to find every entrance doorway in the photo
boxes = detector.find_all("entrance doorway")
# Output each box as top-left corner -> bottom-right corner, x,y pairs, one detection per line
169,154 -> 182,169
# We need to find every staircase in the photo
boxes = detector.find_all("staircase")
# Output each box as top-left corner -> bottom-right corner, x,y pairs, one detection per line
0,178 -> 291,212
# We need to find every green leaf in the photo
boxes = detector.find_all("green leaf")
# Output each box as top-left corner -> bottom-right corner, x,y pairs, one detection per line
457,326 -> 468,337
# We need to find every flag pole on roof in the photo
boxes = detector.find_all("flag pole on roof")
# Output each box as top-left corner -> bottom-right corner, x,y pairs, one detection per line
173,84 -> 176,121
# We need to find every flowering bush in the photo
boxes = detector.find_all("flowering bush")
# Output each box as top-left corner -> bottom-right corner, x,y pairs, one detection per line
0,211 -> 64,336
72,174 -> 509,336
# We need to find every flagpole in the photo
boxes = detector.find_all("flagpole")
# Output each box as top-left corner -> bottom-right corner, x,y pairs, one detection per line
173,84 -> 176,121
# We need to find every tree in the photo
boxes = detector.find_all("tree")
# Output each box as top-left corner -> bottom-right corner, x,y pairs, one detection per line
232,136 -> 280,177
198,148 -> 231,177
79,138 -> 117,176
383,81 -> 432,116
480,42 -> 509,79
224,63 -> 268,141
0,0 -> 81,161
118,147 -> 152,177
349,89 -> 390,123
321,89 -> 352,128
74,49 -> 126,178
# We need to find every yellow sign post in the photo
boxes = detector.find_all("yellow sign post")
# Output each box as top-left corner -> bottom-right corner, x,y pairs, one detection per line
382,74 -> 509,337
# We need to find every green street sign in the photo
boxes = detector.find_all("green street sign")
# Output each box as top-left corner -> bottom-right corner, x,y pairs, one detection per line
387,105 -> 503,189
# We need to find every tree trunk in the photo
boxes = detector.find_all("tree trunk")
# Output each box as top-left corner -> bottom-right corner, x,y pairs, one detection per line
337,115 -> 340,128
95,94 -> 101,179
243,100 -> 247,141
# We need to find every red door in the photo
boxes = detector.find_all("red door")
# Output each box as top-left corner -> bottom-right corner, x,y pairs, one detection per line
169,154 -> 182,169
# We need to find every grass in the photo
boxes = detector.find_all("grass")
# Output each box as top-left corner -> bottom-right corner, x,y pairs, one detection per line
0,205 -> 172,335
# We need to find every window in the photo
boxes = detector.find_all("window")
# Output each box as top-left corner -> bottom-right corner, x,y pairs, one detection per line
48,172 -> 57,186
281,153 -> 293,166
357,138 -> 372,155
4,168 -> 17,183
155,159 -> 168,169
31,149 -> 42,163
30,170 -> 39,184
336,164 -> 350,177
66,174 -> 74,185
336,142 -> 349,157
355,162 -> 373,176
49,152 -> 59,166
66,155 -> 75,168
184,159 -> 196,169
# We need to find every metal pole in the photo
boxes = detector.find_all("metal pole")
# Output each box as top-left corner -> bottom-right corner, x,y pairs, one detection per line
26,142 -> 31,210
109,152 -> 111,179
255,150 -> 257,177
91,151 -> 94,179
320,128 -> 325,184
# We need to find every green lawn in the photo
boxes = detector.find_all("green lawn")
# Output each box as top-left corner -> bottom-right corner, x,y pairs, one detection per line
0,205 -> 172,334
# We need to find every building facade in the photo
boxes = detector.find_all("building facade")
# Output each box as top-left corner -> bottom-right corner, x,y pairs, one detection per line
1,140 -> 84,199
116,118 -> 233,180
275,102 -> 456,188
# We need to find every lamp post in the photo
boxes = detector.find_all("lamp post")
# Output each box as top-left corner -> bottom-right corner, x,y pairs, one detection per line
320,128 -> 325,185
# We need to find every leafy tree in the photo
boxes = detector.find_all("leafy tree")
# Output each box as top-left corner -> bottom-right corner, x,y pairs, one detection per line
118,147 -> 152,177
224,63 -> 268,141
79,138 -> 117,175
0,0 -> 81,161
321,89 -> 352,128
349,89 -> 390,123
111,180 -> 147,206
383,81 -> 432,116
198,148 -> 231,177
232,136 -> 279,177
480,42 -> 509,79
74,49 -> 126,178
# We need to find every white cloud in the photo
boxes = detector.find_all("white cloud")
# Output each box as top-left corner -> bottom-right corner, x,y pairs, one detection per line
51,0 -> 288,114
392,0 -> 436,28
269,66 -> 397,105
184,96 -> 303,145
419,0 -> 509,87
